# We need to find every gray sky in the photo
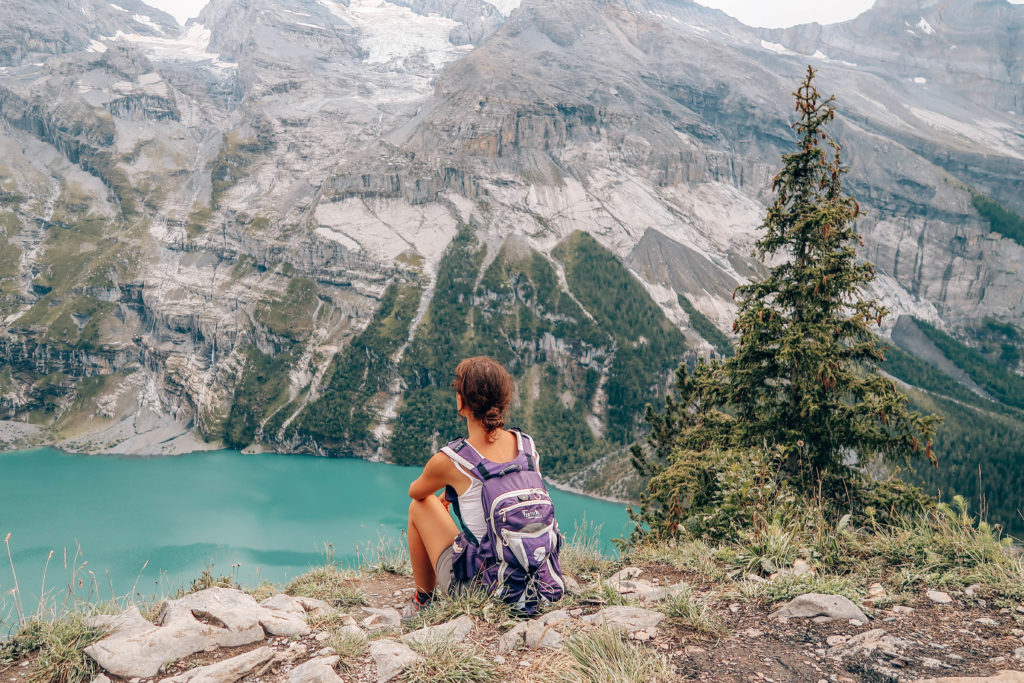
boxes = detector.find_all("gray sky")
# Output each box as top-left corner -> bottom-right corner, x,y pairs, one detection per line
145,0 -> 1022,28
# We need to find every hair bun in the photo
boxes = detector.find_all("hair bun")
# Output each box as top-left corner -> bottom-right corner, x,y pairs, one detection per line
481,405 -> 505,432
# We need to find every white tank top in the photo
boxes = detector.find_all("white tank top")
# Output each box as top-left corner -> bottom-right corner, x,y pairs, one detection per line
449,461 -> 487,542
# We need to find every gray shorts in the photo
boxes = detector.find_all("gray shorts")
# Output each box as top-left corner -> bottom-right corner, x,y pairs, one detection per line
435,545 -> 471,596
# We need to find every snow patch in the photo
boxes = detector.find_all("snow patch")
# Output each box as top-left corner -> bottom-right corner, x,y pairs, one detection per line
317,0 -> 472,69
483,0 -> 521,17
913,76 -> 927,85
108,24 -> 236,70
916,17 -> 935,35
909,106 -> 1024,160
109,3 -> 128,11
86,39 -> 108,53
760,40 -> 795,55
132,13 -> 165,33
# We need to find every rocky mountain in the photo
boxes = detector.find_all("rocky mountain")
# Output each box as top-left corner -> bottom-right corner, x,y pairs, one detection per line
1,0 -> 1022,511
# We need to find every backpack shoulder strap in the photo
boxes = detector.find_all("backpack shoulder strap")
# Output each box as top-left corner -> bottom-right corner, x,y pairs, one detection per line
440,438 -> 482,478
510,428 -> 540,474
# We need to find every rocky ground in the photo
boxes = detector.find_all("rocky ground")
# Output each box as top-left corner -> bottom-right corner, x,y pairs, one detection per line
3,561 -> 1024,683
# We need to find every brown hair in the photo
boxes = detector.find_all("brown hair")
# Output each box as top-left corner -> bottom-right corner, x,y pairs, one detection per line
451,356 -> 514,442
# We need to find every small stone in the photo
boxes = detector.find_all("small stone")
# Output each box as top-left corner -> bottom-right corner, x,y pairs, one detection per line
1015,647 -> 1024,660
964,584 -> 980,597
892,605 -> 915,615
685,645 -> 706,655
926,590 -> 952,604
990,656 -> 1007,665
791,559 -> 813,576
286,655 -> 343,683
730,603 -> 741,613
581,606 -> 665,633
361,607 -> 401,630
1017,604 -> 1024,614
369,640 -> 421,683
568,608 -> 582,617
826,635 -> 849,647
90,676 -> 111,683
921,657 -> 943,669
769,594 -> 869,623
746,574 -> 767,584
850,620 -> 863,627
403,616 -> 474,648
977,618 -> 999,627
317,647 -> 336,656
519,660 -> 531,667
946,653 -> 963,662
314,631 -> 330,642
632,629 -> 653,642
745,628 -> 764,638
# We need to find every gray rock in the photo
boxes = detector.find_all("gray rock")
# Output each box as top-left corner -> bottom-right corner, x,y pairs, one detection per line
497,622 -> 528,654
286,656 -> 343,683
564,575 -> 581,595
927,590 -> 953,605
524,620 -> 562,650
369,640 -> 422,683
90,676 -> 112,683
261,595 -> 332,619
828,629 -> 908,659
337,624 -> 366,640
768,594 -> 869,623
361,607 -> 401,631
160,646 -> 274,683
84,588 -> 320,678
581,606 -> 665,633
402,616 -> 474,648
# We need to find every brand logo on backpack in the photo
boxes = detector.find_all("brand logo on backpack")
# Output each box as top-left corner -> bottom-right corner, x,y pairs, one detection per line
522,509 -> 543,519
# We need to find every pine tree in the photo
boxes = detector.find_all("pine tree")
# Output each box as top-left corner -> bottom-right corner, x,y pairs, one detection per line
632,67 -> 940,537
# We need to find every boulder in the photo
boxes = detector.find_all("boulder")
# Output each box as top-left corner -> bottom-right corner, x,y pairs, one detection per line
84,588 -> 319,678
160,646 -> 274,683
768,593 -> 869,623
402,616 -> 474,648
369,640 -> 422,683
581,606 -> 665,633
286,656 -> 343,683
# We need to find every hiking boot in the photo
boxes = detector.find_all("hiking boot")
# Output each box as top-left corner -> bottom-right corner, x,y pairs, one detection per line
401,590 -> 433,623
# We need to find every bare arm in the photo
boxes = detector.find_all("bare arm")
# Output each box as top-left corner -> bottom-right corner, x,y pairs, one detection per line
408,452 -> 453,501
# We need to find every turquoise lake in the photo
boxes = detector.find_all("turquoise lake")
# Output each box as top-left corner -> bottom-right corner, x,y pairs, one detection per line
0,448 -> 628,615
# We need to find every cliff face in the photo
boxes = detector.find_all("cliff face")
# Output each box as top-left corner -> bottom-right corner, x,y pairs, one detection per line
0,0 -> 1022,477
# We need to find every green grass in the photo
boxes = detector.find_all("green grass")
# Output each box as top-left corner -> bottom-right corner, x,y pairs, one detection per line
254,277 -> 320,340
325,626 -> 367,670
560,626 -> 671,683
285,565 -> 366,607
401,584 -> 511,631
403,639 -> 500,683
0,617 -> 106,683
559,520 -> 616,579
356,534 -> 412,576
659,584 -> 726,636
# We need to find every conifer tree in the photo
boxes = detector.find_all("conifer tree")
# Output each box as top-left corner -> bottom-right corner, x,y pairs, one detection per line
633,67 -> 940,536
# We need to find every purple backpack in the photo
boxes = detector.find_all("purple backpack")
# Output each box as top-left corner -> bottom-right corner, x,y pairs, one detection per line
441,429 -> 565,614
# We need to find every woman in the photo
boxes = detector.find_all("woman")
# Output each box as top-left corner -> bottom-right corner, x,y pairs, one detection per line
403,356 -> 563,618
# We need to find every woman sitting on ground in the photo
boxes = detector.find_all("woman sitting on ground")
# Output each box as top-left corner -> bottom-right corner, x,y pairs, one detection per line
403,356 -> 564,618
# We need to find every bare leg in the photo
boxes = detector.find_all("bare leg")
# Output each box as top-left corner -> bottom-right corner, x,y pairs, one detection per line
408,496 -> 459,593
